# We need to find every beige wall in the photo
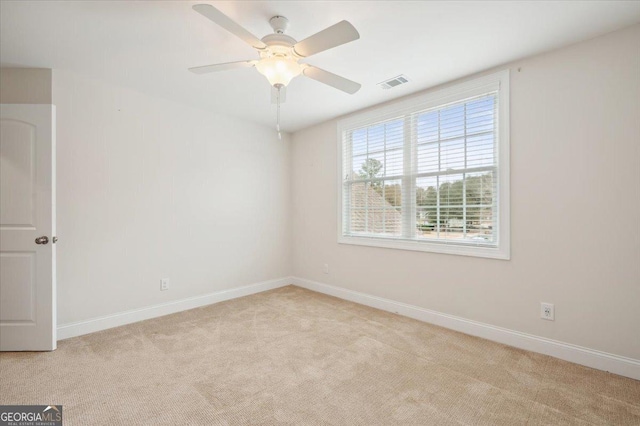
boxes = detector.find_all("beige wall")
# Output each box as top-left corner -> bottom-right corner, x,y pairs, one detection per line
0,68 -> 52,104
53,70 -> 291,325
291,25 -> 640,360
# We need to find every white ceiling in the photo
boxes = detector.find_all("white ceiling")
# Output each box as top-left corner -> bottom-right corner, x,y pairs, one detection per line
2,1 -> 639,132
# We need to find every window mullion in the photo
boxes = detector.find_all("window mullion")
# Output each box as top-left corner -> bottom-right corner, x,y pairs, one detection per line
463,104 -> 467,237
436,110 -> 441,239
343,131 -> 353,235
401,115 -> 415,238
365,128 -> 369,233
383,125 -> 387,235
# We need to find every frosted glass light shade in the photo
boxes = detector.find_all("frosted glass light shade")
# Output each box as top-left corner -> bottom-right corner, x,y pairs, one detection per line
256,56 -> 303,87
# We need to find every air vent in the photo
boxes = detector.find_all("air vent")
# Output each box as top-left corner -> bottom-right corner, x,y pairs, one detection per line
378,75 -> 410,89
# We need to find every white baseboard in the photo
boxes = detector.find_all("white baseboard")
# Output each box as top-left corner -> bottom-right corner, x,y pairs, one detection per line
291,277 -> 640,381
57,277 -> 292,340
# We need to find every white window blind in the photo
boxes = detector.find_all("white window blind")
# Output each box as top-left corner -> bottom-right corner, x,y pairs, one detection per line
338,71 -> 510,259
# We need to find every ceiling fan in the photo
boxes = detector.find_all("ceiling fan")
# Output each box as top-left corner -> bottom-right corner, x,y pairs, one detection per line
188,4 -> 362,97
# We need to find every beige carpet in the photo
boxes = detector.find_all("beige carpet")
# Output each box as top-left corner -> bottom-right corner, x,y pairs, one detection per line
1,286 -> 639,425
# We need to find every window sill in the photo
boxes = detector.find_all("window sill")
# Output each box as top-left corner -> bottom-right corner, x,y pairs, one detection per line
338,235 -> 510,260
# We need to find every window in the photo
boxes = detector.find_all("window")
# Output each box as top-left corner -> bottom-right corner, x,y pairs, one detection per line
338,71 -> 510,259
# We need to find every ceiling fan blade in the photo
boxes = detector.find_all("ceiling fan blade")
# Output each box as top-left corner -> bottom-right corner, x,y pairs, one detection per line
193,4 -> 266,50
303,66 -> 361,94
271,85 -> 287,104
188,60 -> 257,74
293,21 -> 359,58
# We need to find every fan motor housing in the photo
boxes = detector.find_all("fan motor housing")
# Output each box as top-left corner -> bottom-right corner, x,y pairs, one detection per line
260,33 -> 298,59
262,33 -> 296,47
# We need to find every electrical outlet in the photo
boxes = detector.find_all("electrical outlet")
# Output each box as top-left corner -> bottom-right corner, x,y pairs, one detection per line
540,302 -> 554,321
160,278 -> 169,291
323,264 -> 329,274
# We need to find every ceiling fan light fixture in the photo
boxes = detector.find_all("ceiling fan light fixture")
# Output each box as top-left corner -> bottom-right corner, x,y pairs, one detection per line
255,56 -> 303,87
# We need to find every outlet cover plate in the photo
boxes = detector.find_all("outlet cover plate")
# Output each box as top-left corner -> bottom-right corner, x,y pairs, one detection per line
160,278 -> 169,291
541,302 -> 554,321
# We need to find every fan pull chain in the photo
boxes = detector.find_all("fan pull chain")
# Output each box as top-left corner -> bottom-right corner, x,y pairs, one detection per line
276,84 -> 282,140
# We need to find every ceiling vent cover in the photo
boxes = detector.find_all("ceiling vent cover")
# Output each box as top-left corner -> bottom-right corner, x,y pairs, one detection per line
378,75 -> 410,89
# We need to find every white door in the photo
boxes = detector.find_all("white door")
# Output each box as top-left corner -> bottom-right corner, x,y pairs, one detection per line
0,104 -> 56,351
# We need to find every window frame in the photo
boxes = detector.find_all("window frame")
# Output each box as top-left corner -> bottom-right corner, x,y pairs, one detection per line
337,70 -> 510,260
